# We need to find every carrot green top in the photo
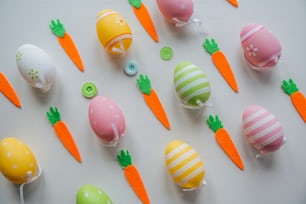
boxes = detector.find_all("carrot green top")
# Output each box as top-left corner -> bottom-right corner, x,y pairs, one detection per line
50,19 -> 66,38
128,0 -> 142,8
117,150 -> 133,169
202,38 -> 220,55
46,107 -> 61,126
207,115 -> 223,133
137,74 -> 152,95
281,79 -> 299,96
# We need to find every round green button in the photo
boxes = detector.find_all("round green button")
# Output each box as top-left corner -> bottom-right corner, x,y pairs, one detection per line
160,46 -> 173,61
82,82 -> 97,98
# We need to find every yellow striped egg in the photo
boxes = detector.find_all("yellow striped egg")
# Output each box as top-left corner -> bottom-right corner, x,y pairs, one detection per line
0,137 -> 39,184
174,61 -> 211,109
165,140 -> 205,189
96,9 -> 132,55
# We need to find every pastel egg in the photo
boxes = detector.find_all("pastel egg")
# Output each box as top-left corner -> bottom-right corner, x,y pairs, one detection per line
165,140 -> 205,190
0,137 -> 39,184
242,105 -> 285,154
88,96 -> 126,146
76,184 -> 113,204
156,0 -> 194,26
240,23 -> 281,71
16,44 -> 56,93
96,9 -> 132,55
174,61 -> 211,109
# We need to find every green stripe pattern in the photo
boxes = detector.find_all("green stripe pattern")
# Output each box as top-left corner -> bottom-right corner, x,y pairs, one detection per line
174,62 -> 211,107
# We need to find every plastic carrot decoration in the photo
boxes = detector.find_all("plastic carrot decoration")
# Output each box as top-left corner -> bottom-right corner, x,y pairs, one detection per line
50,19 -> 84,72
128,0 -> 158,42
137,74 -> 170,130
0,72 -> 22,108
117,150 -> 150,204
46,107 -> 82,163
203,38 -> 239,93
227,0 -> 239,7
281,79 -> 306,123
207,115 -> 244,170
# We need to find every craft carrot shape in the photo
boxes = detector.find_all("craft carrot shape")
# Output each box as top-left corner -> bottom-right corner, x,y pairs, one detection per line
227,0 -> 239,7
117,150 -> 150,204
0,72 -> 22,108
128,0 -> 158,42
207,115 -> 244,170
137,74 -> 170,130
203,38 -> 239,93
46,107 -> 82,163
281,79 -> 306,123
50,19 -> 84,72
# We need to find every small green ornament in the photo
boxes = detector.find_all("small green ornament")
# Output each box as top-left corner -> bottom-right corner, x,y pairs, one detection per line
202,38 -> 220,55
281,79 -> 299,96
160,46 -> 173,61
128,0 -> 142,8
137,74 -> 152,95
207,115 -> 223,133
28,68 -> 39,79
50,19 -> 66,38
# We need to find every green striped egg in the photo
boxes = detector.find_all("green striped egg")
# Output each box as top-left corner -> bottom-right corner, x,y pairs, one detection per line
174,62 -> 211,108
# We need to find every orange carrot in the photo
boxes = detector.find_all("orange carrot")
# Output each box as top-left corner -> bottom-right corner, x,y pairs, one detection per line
128,0 -> 158,42
281,79 -> 306,123
50,19 -> 84,72
117,150 -> 150,204
203,38 -> 239,93
0,72 -> 22,108
47,107 -> 82,163
137,74 -> 170,130
227,0 -> 239,7
207,115 -> 244,170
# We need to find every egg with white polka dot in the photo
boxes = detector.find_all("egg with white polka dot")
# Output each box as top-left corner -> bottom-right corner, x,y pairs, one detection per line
88,96 -> 126,146
76,184 -> 113,204
0,137 -> 39,184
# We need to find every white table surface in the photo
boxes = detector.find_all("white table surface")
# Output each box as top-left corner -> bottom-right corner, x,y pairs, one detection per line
1,0 -> 306,204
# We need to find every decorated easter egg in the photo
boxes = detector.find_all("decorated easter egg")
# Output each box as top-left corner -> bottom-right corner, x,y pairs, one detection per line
16,44 -> 56,93
76,184 -> 113,204
165,140 -> 205,189
156,0 -> 194,26
0,137 -> 39,184
88,96 -> 126,146
96,9 -> 132,55
174,61 -> 211,109
240,23 -> 281,71
242,105 -> 285,154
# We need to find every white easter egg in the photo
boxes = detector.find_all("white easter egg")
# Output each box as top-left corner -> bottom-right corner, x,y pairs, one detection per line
16,44 -> 56,93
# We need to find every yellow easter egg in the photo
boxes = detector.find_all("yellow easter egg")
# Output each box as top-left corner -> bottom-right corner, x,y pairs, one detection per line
96,9 -> 132,55
165,140 -> 205,189
0,137 -> 38,184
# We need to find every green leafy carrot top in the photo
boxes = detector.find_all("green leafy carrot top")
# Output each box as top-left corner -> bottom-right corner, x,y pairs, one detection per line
137,74 -> 152,95
128,0 -> 142,8
207,115 -> 223,132
46,107 -> 61,126
117,150 -> 133,169
281,79 -> 299,95
50,19 -> 66,38
203,38 -> 220,55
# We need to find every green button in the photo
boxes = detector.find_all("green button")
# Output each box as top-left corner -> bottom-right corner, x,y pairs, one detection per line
82,82 -> 97,98
160,46 -> 173,61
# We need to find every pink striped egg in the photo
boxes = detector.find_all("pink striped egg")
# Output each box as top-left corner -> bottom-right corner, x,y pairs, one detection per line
240,23 -> 281,71
242,105 -> 285,153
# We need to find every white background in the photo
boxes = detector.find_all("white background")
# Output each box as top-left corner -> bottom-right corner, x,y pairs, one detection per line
0,0 -> 306,204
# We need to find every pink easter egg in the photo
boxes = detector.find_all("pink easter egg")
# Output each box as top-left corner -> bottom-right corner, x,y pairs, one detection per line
156,0 -> 194,26
88,96 -> 126,146
242,105 -> 285,154
240,23 -> 281,71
